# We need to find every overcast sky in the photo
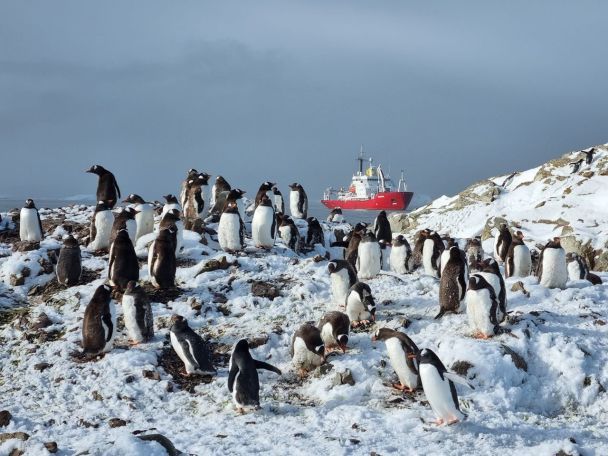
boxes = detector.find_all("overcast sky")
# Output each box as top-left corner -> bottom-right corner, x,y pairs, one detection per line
1,1 -> 606,203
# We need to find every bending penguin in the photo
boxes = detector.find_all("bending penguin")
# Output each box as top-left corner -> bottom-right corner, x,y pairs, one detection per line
291,323 -> 325,375
56,233 -> 82,286
372,328 -> 420,393
148,228 -> 177,289
436,246 -> 467,319
346,282 -> 376,327
19,199 -> 43,242
466,275 -> 500,339
88,201 -> 114,251
82,284 -> 116,356
251,194 -> 276,249
169,315 -> 216,376
505,231 -> 531,278
318,311 -> 350,353
288,183 -> 308,219
357,231 -> 381,279
123,194 -> 154,241
537,238 -> 568,289
373,210 -> 392,244
218,201 -> 245,252
390,235 -> 414,274
305,217 -> 325,247
85,165 -> 121,208
108,229 -> 139,291
328,260 -> 358,308
122,280 -> 154,344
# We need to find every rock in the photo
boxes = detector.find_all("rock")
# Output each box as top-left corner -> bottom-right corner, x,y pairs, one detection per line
108,418 -> 127,428
44,442 -> 58,453
251,281 -> 280,300
142,370 -> 160,381
195,256 -> 238,276
137,434 -> 183,456
450,361 -> 474,377
34,362 -> 52,372
248,335 -> 269,349
9,267 -> 31,287
9,449 -> 23,456
0,432 -> 29,443
212,292 -> 228,304
500,345 -> 528,372
29,313 -> 53,331
313,363 -> 334,378
511,281 -> 530,297
481,216 -> 508,241
92,391 -> 103,401
0,410 -> 11,427
12,241 -> 39,253
331,368 -> 355,387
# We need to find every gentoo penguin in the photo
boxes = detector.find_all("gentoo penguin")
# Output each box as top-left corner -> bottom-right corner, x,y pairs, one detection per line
148,228 -> 177,288
254,182 -> 275,210
537,238 -> 568,289
328,260 -> 358,308
422,231 -> 444,278
271,186 -> 284,214
82,284 -> 116,355
327,208 -> 344,223
159,208 -> 184,254
123,194 -> 154,241
345,223 -> 367,270
88,201 -> 114,251
278,215 -> 300,252
19,199 -> 43,242
493,223 -> 512,264
212,188 -> 246,219
435,246 -> 467,319
85,165 -> 121,208
218,201 -> 245,252
108,229 -> 139,291
566,252 -> 602,284
290,323 -> 325,375
477,258 -> 507,323
122,280 -> 154,344
161,194 -> 181,219
505,231 -> 531,278
373,211 -> 392,244
183,172 -> 210,224
415,348 -> 473,425
211,175 -> 231,212
345,282 -> 376,326
378,239 -> 392,271
570,158 -> 584,174
110,206 -> 138,245
179,168 -> 200,209
55,234 -> 82,286
288,183 -> 308,219
412,229 -> 430,270
228,339 -> 281,412
251,195 -> 276,249
305,217 -> 325,247
372,328 -> 419,392
318,311 -> 350,353
584,148 -> 596,165
356,231 -> 382,279
439,238 -> 456,275
466,275 -> 500,339
169,315 -> 216,376
464,237 -> 484,272
390,235 -> 414,274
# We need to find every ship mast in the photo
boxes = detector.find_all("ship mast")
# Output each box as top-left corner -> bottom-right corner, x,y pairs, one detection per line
357,144 -> 365,174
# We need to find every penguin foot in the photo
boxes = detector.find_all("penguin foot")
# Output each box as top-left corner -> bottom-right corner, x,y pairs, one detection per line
392,383 -> 413,392
434,418 -> 445,426
473,332 -> 491,340
298,368 -> 308,378
447,418 -> 461,425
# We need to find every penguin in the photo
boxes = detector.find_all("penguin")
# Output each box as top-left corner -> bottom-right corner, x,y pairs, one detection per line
373,210 -> 392,244
85,165 -> 121,208
108,229 -> 139,291
378,239 -> 391,271
412,229 -> 430,270
251,194 -> 276,249
212,188 -> 246,220
584,148 -> 596,166
466,275 -> 500,339
55,234 -> 82,286
211,175 -> 231,212
390,235 -> 414,274
288,183 -> 308,219
327,207 -> 344,224
327,260 -> 358,308
19,199 -> 43,242
148,228 -> 177,288
371,328 -> 420,392
318,311 -> 350,353
218,201 -> 245,252
493,223 -> 512,264
415,348 -> 473,425
566,252 -> 602,284
159,208 -> 184,255
110,206 -> 138,245
278,215 -> 300,252
356,231 -> 381,279
254,182 -> 275,211
122,280 -> 154,344
179,168 -> 200,209
169,315 -> 216,376
345,223 -> 367,270
537,238 -> 568,289
464,237 -> 484,272
123,194 -> 154,241
345,282 -> 376,326
271,186 -> 284,214
88,200 -> 114,251
435,246 -> 467,319
422,231 -> 444,278
228,339 -> 281,412
570,158 -> 584,174
183,172 -> 210,224
160,194 -> 181,219
477,258 -> 507,323
305,217 -> 325,247
291,323 -> 325,374
82,284 -> 116,355
505,231 -> 531,278
439,238 -> 457,275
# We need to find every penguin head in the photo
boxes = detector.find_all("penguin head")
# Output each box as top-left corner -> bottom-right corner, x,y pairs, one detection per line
123,194 -> 145,204
371,327 -> 394,342
24,199 -> 36,209
94,284 -> 113,302
288,183 -> 298,190
63,234 -> 79,248
313,343 -> 325,358
233,338 -> 250,355
95,200 -> 112,211
124,280 -> 140,293
169,314 -> 188,332
260,181 -> 275,191
378,210 -> 386,218
448,246 -> 461,260
272,186 -> 281,195
361,231 -> 377,242
327,261 -> 338,274
306,217 -> 318,225
163,209 -> 181,221
115,229 -> 130,241
515,230 -> 525,240
416,348 -> 438,365
259,194 -> 272,207
163,194 -> 179,204
85,165 -> 107,175
353,222 -> 367,234
337,334 -> 348,352
124,207 -> 139,218
197,172 -> 211,185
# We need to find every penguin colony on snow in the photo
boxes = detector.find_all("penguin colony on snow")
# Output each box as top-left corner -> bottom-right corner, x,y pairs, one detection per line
12,153 -> 603,425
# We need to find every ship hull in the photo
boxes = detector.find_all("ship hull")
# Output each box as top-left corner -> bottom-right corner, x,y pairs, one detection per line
321,191 -> 413,211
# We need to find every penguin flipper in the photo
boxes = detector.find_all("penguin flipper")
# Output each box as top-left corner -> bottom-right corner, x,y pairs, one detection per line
254,360 -> 281,376
178,338 -> 200,371
113,175 -> 121,199
37,212 -> 44,238
444,373 -> 474,389
227,363 -> 238,392
101,312 -> 114,343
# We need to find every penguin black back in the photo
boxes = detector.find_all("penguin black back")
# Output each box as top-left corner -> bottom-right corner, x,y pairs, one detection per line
86,165 -> 121,208
373,210 -> 392,244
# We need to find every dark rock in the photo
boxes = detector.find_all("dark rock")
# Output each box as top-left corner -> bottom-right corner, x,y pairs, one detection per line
248,335 -> 269,349
44,442 -> 58,453
212,292 -> 228,304
251,281 -> 280,300
109,418 -> 127,428
332,368 -> 355,386
142,370 -> 160,381
195,256 -> 238,276
0,432 -> 29,443
34,362 -> 52,372
30,313 -> 53,331
12,241 -> 39,253
501,345 -> 528,371
313,363 -> 334,378
451,361 -> 474,377
137,433 -> 183,456
0,411 -> 11,427
9,449 -> 23,456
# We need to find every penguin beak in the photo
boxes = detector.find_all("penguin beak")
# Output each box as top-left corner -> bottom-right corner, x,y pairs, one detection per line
407,353 -> 417,360
85,167 -> 93,173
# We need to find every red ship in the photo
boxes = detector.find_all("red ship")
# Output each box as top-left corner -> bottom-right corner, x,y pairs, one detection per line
321,148 -> 414,211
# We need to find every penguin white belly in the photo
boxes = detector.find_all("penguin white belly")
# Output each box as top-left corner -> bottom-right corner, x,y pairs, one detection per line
279,225 -> 292,246
292,337 -> 323,369
390,245 -> 408,274
567,261 -> 583,281
466,289 -> 495,337
90,211 -> 113,250
512,245 -> 531,277
540,249 -> 568,289
381,246 -> 391,271
477,272 -> 501,300
419,364 -> 464,423
19,208 -> 42,242
320,322 -> 337,347
102,301 -> 117,353
422,239 -> 437,277
386,337 -> 418,389
170,332 -> 197,374
274,195 -> 284,213
439,250 -> 451,275
252,206 -> 275,248
122,294 -> 144,343
493,235 -> 501,262
289,191 -> 304,219
345,292 -> 369,322
135,204 -> 154,240
332,214 -> 344,223
330,271 -> 350,308
218,213 -> 242,251
161,203 -> 181,220
357,243 -> 381,279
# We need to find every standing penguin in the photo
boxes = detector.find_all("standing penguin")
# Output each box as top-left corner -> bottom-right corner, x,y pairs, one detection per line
122,281 -> 154,344
218,201 -> 245,252
228,339 -> 281,412
328,260 -> 358,308
422,231 -> 444,278
19,199 -> 43,242
416,348 -> 473,426
88,201 -> 114,251
159,208 -> 184,255
82,284 -> 116,355
85,165 -> 121,208
211,175 -> 232,212
435,246 -> 467,319
378,239 -> 392,271
390,235 -> 414,274
373,211 -> 392,244
413,229 -> 430,271
570,158 -> 584,174
179,168 -> 199,208
439,238 -> 457,275
584,148 -> 596,166
148,228 -> 177,288
505,231 -> 531,278
464,237 -> 484,272
372,328 -> 420,392
253,182 -> 276,210
345,282 -> 376,326
108,229 -> 139,291
169,315 -> 216,376
55,234 -> 82,286
123,194 -> 154,241
318,311 -> 350,353
345,223 -> 367,270
537,238 -> 568,289
477,258 -> 507,323
327,208 -> 344,223
288,183 -> 308,219
251,195 -> 276,249
466,275 -> 500,339
291,323 -> 325,375
271,186 -> 284,214
278,215 -> 300,252
110,207 -> 138,245
305,217 -> 325,247
357,231 -> 382,279
183,172 -> 210,225
160,194 -> 181,219
493,223 -> 512,264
